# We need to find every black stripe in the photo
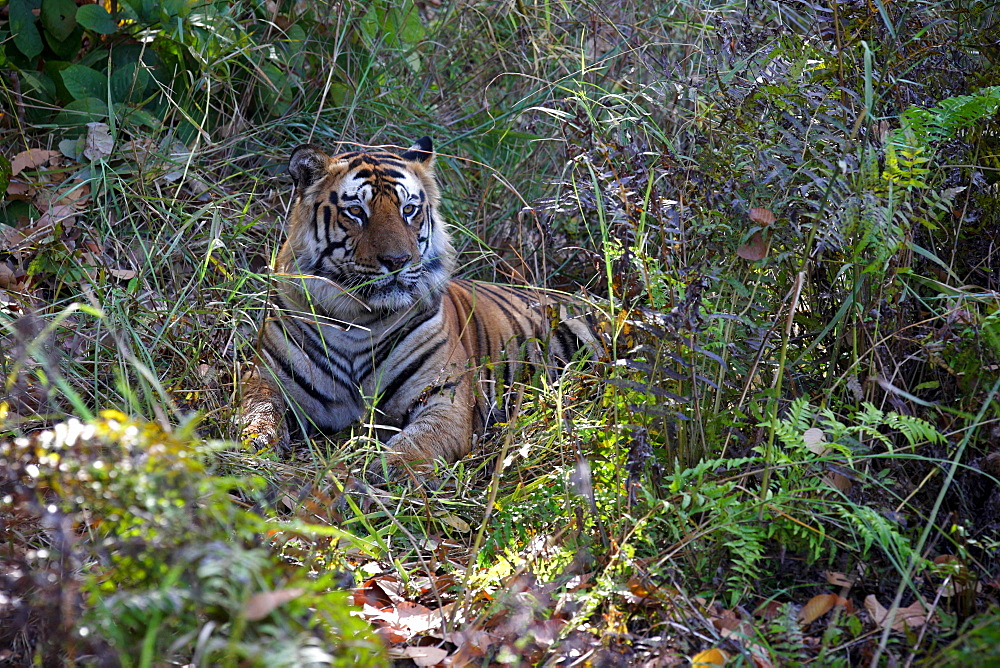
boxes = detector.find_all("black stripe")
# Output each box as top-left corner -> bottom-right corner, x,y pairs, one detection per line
553,324 -> 580,365
270,296 -> 355,379
293,319 -> 355,379
370,157 -> 406,168
474,281 -> 538,308
371,307 -> 439,368
319,237 -> 348,261
322,206 -> 332,239
462,283 -> 521,395
261,337 -> 336,406
381,169 -> 406,179
354,168 -> 373,180
312,201 -> 321,241
375,339 -> 446,407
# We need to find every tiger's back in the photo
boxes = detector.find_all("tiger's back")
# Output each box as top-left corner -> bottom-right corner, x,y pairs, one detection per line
240,137 -> 595,474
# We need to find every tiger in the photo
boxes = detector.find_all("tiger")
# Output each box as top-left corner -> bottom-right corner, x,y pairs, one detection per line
239,137 -> 597,478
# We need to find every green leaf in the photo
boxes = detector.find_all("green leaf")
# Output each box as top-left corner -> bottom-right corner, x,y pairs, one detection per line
10,0 -> 44,60
255,62 -> 294,117
0,154 -> 11,195
76,4 -> 119,35
18,70 -> 57,104
117,0 -> 157,23
111,63 -> 151,104
41,0 -> 78,42
44,24 -> 83,59
53,97 -> 108,127
116,104 -> 160,130
61,65 -> 109,102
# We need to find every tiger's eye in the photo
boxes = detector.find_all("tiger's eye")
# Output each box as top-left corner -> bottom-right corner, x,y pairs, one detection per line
348,205 -> 363,216
402,204 -> 415,215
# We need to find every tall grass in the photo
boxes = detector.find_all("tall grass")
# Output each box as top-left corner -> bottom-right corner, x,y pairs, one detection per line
2,0 -> 1000,664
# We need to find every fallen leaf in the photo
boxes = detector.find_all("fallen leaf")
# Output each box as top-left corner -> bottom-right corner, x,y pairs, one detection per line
864,595 -> 929,631
803,427 -> 828,455
395,601 -> 440,634
691,648 -> 729,666
825,571 -> 854,588
353,576 -> 398,608
244,587 -> 304,621
109,268 -> 138,280
6,182 -> 33,198
749,207 -> 776,225
402,645 -> 449,667
753,600 -> 783,619
435,511 -> 471,533
58,181 -> 91,207
736,231 -> 769,261
823,471 -> 853,493
11,149 -> 60,176
0,263 -> 18,289
84,122 -> 114,161
377,625 -> 409,645
712,608 -> 742,632
798,593 -> 837,624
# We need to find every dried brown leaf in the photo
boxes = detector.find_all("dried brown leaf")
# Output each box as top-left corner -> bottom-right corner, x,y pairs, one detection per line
6,182 -> 33,198
825,571 -> 854,588
798,593 -> 837,624
84,122 -> 114,161
109,268 -> 138,280
864,595 -> 929,631
749,207 -> 776,225
435,511 -> 471,533
402,645 -> 448,667
803,428 -> 828,455
736,231 -> 769,261
754,600 -> 783,619
823,472 -> 853,493
244,587 -> 305,621
395,601 -> 439,634
11,149 -> 60,176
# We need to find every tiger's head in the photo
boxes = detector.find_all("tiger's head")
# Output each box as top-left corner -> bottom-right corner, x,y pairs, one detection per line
277,137 -> 455,318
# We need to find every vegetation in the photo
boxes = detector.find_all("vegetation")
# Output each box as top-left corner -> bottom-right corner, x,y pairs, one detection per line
2,0 -> 999,665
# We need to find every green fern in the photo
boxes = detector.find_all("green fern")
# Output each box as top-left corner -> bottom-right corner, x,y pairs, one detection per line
836,504 -> 918,571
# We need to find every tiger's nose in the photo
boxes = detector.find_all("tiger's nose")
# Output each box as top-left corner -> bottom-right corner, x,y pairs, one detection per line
379,252 -> 411,272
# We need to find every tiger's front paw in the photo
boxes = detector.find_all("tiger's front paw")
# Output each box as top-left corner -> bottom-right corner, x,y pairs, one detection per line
241,423 -> 290,454
365,440 -> 440,487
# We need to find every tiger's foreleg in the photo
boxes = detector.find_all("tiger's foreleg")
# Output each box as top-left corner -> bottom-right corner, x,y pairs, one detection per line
239,362 -> 290,453
378,376 -> 477,480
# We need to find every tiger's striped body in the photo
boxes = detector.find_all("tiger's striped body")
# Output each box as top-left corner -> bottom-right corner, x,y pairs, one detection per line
240,138 -> 594,474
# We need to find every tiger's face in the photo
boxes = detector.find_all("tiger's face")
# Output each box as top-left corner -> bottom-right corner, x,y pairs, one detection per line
278,137 -> 454,317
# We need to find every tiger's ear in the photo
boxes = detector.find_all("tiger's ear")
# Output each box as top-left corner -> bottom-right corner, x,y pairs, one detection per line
288,144 -> 329,189
401,136 -> 433,165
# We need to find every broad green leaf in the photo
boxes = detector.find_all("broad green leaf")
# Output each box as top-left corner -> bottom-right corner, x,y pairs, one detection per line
44,24 -> 83,59
116,104 -> 160,130
111,64 -> 151,104
117,0 -> 156,23
395,3 -> 425,44
53,97 -> 108,127
41,0 -> 78,42
0,155 -> 11,195
18,70 -> 58,104
10,0 -> 44,60
255,61 -> 294,117
76,4 -> 119,35
61,65 -> 109,102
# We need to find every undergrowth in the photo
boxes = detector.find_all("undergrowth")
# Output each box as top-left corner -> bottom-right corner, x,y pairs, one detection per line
2,0 -> 1000,665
